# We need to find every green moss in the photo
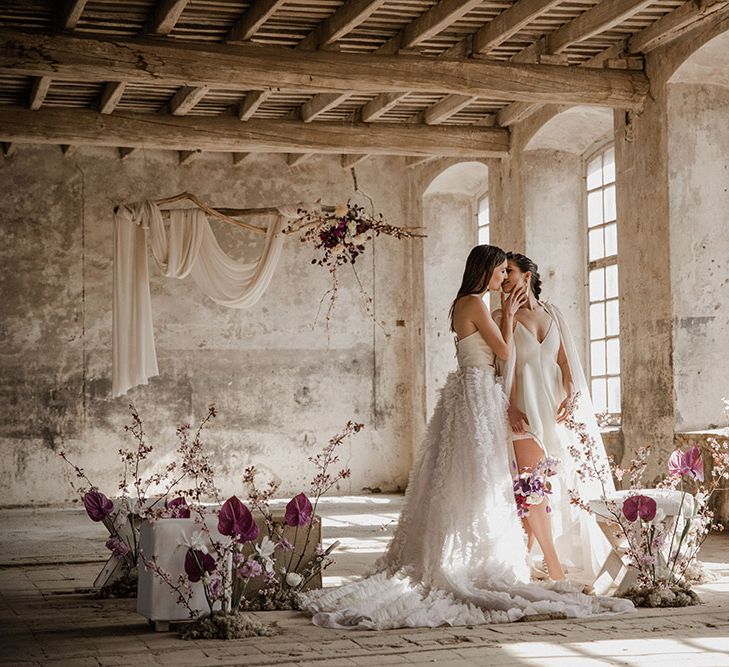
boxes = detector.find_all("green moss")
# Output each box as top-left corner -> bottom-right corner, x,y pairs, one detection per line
180,612 -> 278,640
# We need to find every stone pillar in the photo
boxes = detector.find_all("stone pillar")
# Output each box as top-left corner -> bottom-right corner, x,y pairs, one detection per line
613,83 -> 675,478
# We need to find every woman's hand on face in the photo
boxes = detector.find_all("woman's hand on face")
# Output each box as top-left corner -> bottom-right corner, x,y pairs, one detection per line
501,284 -> 527,316
508,405 -> 529,434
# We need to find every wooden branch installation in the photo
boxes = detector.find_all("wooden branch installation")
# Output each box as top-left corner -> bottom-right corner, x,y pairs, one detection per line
0,30 -> 649,109
0,106 -> 511,157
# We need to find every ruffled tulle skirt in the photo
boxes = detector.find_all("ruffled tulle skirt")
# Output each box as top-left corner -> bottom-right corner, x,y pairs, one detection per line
299,368 -> 633,629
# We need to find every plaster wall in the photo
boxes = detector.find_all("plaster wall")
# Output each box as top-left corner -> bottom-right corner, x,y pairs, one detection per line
523,149 -> 587,360
421,192 -> 475,418
667,82 -> 729,431
0,147 -> 418,506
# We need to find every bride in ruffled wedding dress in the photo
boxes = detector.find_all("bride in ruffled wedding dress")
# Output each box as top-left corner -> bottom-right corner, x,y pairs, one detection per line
299,245 -> 632,629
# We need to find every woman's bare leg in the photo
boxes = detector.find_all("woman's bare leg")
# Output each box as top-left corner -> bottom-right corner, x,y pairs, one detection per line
514,438 -> 565,580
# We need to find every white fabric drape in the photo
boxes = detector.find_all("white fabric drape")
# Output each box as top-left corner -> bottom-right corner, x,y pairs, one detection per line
112,200 -> 288,397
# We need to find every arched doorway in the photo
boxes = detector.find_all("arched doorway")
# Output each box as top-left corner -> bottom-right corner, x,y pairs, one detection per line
421,161 -> 488,418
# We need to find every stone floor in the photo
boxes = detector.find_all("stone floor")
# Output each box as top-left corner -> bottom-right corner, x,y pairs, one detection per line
2,495 -> 729,667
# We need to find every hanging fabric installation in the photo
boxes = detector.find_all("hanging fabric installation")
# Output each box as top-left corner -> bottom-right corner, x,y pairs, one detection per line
112,200 -> 292,397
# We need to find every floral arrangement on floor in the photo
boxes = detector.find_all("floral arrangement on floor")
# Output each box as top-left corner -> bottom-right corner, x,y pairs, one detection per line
142,420 -> 362,639
564,393 -> 729,607
286,201 -> 424,328
513,456 -> 559,518
58,405 -> 217,596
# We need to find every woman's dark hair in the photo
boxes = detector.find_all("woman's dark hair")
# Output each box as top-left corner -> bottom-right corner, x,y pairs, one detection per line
449,244 -> 507,331
506,252 -> 542,301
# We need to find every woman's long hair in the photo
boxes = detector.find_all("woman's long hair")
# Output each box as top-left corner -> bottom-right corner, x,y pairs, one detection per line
506,252 -> 542,301
449,244 -> 507,331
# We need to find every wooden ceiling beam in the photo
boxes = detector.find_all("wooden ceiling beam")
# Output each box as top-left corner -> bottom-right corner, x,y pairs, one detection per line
287,153 -> 313,166
496,0 -> 655,127
0,32 -> 647,108
118,146 -> 139,159
147,0 -> 191,35
424,94 -> 477,125
298,0 -> 388,50
227,0 -> 287,43
398,0 -> 560,126
361,92 -> 408,122
239,90 -> 271,121
169,85 -> 209,115
303,0 -> 483,122
29,76 -> 52,110
59,0 -> 89,31
99,81 -> 126,114
472,0 -> 563,55
628,0 -> 729,54
497,42 -> 627,127
0,106 -> 511,158
2,141 -> 16,157
179,149 -> 200,165
546,0 -> 655,54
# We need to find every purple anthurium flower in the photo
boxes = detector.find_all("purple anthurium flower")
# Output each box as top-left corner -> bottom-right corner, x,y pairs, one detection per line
285,492 -> 314,527
167,496 -> 190,518
83,490 -> 114,522
668,446 -> 704,482
184,549 -> 216,583
622,494 -> 657,523
217,496 -> 259,542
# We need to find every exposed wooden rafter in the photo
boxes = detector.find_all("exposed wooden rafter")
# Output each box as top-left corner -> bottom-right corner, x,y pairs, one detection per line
0,106 -> 511,158
239,90 -> 271,121
2,141 -> 16,157
0,31 -> 649,110
169,85 -> 209,116
147,0 -> 191,35
59,0 -> 89,31
227,0 -> 287,43
29,76 -> 52,111
99,81 -> 126,114
179,149 -> 201,165
628,0 -> 729,54
496,0 -> 655,127
297,0 -> 388,51
118,147 -> 139,160
472,0 -> 563,56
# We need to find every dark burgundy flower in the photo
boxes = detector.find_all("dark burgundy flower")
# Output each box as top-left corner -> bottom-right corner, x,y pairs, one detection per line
217,496 -> 259,542
167,496 -> 190,518
184,549 -> 215,582
285,492 -> 314,527
83,490 -> 114,522
622,494 -> 657,522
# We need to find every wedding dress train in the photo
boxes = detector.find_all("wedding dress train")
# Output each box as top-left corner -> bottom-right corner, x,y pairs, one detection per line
299,331 -> 633,629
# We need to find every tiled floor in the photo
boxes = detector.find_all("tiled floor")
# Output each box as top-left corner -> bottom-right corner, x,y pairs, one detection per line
2,496 -> 729,666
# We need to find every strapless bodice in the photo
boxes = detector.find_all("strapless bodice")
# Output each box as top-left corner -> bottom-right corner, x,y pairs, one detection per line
455,331 -> 496,370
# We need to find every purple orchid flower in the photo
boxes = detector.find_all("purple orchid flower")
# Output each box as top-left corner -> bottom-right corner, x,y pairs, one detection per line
184,549 -> 216,582
622,494 -> 657,522
285,492 -> 314,527
83,490 -> 114,522
217,496 -> 259,542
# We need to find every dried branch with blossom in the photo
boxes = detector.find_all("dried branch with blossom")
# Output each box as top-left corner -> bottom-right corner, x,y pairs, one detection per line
286,202 -> 424,329
564,394 -> 729,606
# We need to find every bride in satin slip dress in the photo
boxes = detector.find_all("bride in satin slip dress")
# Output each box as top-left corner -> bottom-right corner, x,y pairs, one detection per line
299,245 -> 632,629
499,252 -> 614,584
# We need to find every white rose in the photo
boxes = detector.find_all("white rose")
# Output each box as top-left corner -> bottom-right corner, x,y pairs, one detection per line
285,572 -> 303,588
334,203 -> 348,217
526,494 -> 544,506
347,220 -> 357,237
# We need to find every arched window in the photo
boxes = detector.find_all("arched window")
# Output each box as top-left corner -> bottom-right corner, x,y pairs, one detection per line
476,193 -> 489,245
585,145 -> 620,424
